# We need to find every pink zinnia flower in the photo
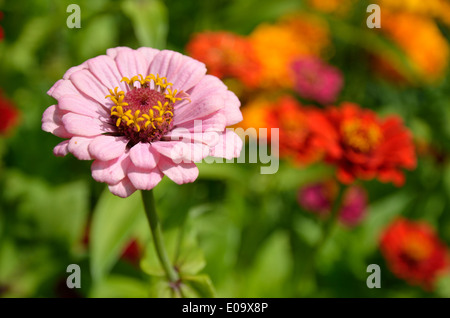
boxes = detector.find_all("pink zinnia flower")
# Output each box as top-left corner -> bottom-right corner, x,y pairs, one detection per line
291,57 -> 343,104
297,180 -> 367,226
42,47 -> 243,197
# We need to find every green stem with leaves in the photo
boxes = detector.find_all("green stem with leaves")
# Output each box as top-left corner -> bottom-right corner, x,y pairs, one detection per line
141,190 -> 180,290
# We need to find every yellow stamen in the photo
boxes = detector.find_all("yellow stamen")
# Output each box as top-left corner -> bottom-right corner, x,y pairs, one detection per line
125,110 -> 145,132
111,106 -> 132,127
165,88 -> 182,103
142,109 -> 156,129
154,74 -> 173,91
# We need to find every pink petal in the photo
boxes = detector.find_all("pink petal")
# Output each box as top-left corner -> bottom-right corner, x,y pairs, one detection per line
91,154 -> 131,184
129,142 -> 159,169
175,75 -> 227,111
174,112 -> 227,132
173,75 -> 229,125
127,166 -> 164,190
158,157 -> 199,185
47,79 -> 80,99
163,130 -> 221,148
68,136 -> 95,160
108,177 -> 137,198
42,105 -> 72,138
137,47 -> 160,69
115,49 -> 149,80
88,135 -> 128,161
53,140 -> 70,157
62,113 -> 113,137
63,62 -> 88,80
106,47 -> 134,59
148,50 -> 206,92
152,140 -> 209,163
219,91 -> 242,126
58,94 -> 109,118
47,79 -> 62,97
209,130 -> 243,160
69,69 -> 110,106
87,55 -> 127,92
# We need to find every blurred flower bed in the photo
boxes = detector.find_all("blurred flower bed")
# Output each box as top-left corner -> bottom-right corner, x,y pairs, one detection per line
1,0 -> 450,298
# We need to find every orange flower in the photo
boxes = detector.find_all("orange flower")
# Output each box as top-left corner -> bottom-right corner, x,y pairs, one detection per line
249,13 -> 330,89
378,0 -> 450,25
186,31 -> 262,88
239,95 -> 331,165
378,11 -> 449,83
380,218 -> 449,290
322,103 -> 416,186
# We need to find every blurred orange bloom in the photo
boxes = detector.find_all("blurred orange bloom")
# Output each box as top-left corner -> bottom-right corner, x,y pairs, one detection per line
186,31 -> 262,88
322,103 -> 416,186
380,218 -> 449,290
239,95 -> 331,165
378,0 -> 450,25
379,11 -> 449,83
249,13 -> 331,89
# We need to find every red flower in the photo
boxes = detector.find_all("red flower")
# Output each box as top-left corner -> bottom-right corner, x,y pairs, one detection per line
0,92 -> 19,135
380,218 -> 449,290
121,239 -> 141,266
186,31 -> 262,88
240,95 -> 332,165
322,103 -> 416,186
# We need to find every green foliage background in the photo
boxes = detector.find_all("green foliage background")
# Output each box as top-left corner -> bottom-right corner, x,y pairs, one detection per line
1,0 -> 450,298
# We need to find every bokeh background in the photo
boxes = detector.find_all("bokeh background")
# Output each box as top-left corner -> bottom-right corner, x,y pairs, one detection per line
1,0 -> 450,298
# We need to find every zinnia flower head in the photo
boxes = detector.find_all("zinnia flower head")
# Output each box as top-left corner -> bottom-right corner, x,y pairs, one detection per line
186,31 -> 262,88
239,95 -> 331,165
380,218 -> 450,290
0,92 -> 19,135
42,47 -> 243,197
298,180 -> 367,226
322,102 -> 416,186
291,57 -> 343,104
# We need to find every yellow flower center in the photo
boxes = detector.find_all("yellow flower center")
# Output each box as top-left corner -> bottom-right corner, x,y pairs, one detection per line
341,119 -> 382,153
105,73 -> 189,146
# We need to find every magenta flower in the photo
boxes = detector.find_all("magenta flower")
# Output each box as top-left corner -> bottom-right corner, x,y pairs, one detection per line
42,47 -> 243,197
291,57 -> 343,105
297,181 -> 367,226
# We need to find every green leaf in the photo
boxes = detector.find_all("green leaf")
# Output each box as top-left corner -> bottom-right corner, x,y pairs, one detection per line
140,226 -> 206,277
121,0 -> 168,49
182,274 -> 216,298
90,188 -> 145,282
89,275 -> 149,298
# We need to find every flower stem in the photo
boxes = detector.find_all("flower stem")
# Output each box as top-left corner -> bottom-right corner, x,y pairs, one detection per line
315,182 -> 346,255
141,190 -> 179,284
